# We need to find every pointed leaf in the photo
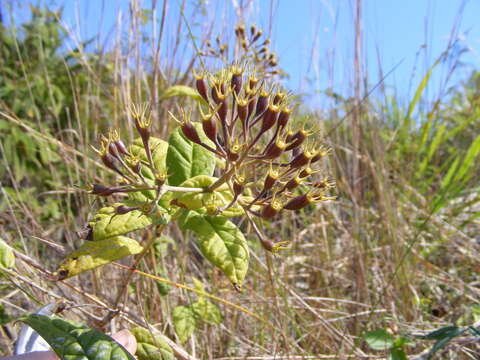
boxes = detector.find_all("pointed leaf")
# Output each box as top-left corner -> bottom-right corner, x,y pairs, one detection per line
19,314 -> 135,360
159,85 -> 207,105
192,299 -> 222,325
166,125 -> 215,186
403,58 -> 440,139
172,306 -> 196,344
0,237 -> 15,269
57,236 -> 143,278
415,326 -> 462,340
131,327 -> 174,360
89,204 -> 152,241
184,215 -> 249,287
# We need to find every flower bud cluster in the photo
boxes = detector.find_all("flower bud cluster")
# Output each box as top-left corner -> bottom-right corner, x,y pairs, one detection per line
184,64 -> 335,224
88,65 -> 335,253
89,106 -> 167,217
201,24 -> 281,77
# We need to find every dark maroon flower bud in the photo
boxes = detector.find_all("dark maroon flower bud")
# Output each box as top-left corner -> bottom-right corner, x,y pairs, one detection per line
313,178 -> 335,189
252,30 -> 263,43
263,170 -> 278,191
108,142 -> 120,158
237,101 -> 248,124
285,129 -> 307,151
181,122 -> 202,145
235,24 -> 246,38
211,82 -> 225,104
115,205 -> 139,215
218,100 -> 228,127
260,199 -> 283,219
263,138 -> 286,159
260,104 -> 279,133
231,72 -> 242,95
289,149 -> 316,169
255,92 -> 269,117
299,167 -> 314,178
202,114 -> 217,143
285,174 -> 303,190
101,153 -> 123,174
277,107 -> 291,128
284,194 -> 311,210
134,119 -> 150,143
310,148 -> 328,164
248,76 -> 259,91
195,75 -> 209,102
114,140 -> 130,156
260,237 -> 274,251
269,58 -> 278,67
91,184 -> 116,196
233,179 -> 244,196
273,92 -> 286,105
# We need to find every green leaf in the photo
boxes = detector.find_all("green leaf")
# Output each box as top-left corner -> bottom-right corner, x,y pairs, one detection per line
402,57 -> 440,140
415,326 -> 462,340
388,347 -> 407,360
129,137 -> 169,177
364,329 -> 395,350
159,85 -> 207,105
57,236 -> 143,278
172,306 -> 197,344
19,314 -> 135,360
452,134 -> 480,186
172,175 -> 243,217
89,204 -> 152,241
183,215 -> 249,287
154,265 -> 171,296
131,327 -> 174,360
192,299 -> 222,325
0,238 -> 15,269
166,125 -> 215,186
415,326 -> 464,359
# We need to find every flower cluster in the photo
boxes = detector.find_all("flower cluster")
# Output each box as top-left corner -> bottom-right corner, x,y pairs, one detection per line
88,65 -> 334,252
202,24 -> 281,77
184,65 -> 335,221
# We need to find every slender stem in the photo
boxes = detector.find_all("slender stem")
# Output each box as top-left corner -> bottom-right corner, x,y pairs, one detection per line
198,141 -> 223,157
142,137 -> 156,173
163,185 -> 205,193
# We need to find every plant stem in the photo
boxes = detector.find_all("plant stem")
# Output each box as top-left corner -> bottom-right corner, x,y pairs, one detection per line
163,185 -> 205,193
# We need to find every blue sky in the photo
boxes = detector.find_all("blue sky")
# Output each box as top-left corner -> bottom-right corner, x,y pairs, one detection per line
7,0 -> 480,108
